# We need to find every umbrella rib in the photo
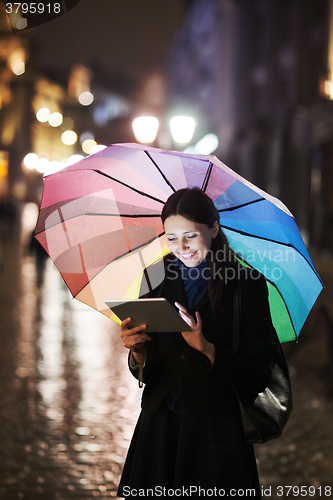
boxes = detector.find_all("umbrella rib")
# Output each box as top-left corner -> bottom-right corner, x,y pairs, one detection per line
202,162 -> 214,192
93,169 -> 165,205
267,280 -> 297,342
112,231 -> 166,260
218,198 -> 265,212
84,213 -> 161,218
34,213 -> 161,236
221,223 -> 300,248
144,151 -> 176,192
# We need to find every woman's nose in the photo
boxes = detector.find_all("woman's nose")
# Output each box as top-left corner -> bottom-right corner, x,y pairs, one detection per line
179,239 -> 189,251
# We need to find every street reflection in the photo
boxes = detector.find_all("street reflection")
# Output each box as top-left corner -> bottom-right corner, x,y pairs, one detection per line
1,206 -> 333,498
6,218 -> 142,497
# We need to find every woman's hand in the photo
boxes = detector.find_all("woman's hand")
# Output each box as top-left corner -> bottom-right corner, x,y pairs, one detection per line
120,317 -> 151,364
175,302 -> 215,365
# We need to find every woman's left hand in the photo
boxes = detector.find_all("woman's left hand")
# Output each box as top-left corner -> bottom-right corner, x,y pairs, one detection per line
175,302 -> 215,365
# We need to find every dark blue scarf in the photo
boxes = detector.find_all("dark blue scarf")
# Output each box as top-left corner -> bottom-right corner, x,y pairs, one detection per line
175,256 -> 211,313
165,256 -> 211,415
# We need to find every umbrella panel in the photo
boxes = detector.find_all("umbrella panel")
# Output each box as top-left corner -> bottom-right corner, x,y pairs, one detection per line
63,146 -> 175,201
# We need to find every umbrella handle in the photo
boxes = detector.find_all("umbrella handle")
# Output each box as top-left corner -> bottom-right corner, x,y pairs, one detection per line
130,343 -> 146,388
130,342 -> 145,354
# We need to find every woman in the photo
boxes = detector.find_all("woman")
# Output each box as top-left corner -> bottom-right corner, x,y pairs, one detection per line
118,188 -> 274,499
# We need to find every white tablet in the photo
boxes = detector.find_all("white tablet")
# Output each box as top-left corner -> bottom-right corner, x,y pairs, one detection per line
105,298 -> 192,332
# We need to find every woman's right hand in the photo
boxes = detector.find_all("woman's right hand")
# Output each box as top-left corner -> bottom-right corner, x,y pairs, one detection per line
120,317 -> 150,359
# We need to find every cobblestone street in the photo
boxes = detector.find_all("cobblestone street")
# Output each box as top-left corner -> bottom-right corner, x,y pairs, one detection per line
0,209 -> 333,499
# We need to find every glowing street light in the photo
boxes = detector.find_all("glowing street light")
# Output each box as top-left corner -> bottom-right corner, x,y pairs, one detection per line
132,116 -> 159,144
169,116 -> 196,145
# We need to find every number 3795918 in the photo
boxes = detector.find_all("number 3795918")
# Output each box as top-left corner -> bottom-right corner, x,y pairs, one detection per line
5,3 -> 61,14
276,486 -> 331,497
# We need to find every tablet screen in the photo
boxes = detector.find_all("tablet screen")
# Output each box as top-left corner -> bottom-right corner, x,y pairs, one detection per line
105,298 -> 192,332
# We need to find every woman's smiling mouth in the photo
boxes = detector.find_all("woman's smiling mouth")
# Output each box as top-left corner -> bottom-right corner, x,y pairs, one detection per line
180,250 -> 198,260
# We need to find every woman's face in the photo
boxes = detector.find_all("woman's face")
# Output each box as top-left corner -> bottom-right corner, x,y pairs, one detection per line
164,215 -> 219,267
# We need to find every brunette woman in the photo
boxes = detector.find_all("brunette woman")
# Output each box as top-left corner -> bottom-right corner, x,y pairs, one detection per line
118,188 -> 273,499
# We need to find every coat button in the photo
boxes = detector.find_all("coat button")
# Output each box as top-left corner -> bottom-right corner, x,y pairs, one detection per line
180,354 -> 186,360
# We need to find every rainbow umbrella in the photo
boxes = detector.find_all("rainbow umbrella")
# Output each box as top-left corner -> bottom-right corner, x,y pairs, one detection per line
34,143 -> 323,343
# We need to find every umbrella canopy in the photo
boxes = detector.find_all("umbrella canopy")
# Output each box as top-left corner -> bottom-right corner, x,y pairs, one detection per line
35,143 -> 323,343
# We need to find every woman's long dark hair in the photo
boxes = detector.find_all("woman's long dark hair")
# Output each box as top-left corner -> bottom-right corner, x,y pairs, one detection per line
161,188 -> 236,315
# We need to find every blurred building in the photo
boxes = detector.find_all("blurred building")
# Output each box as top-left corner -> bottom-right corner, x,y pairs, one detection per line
0,4 -> 136,205
166,0 -> 333,251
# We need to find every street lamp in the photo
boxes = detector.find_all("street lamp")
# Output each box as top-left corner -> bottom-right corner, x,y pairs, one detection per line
169,116 -> 196,145
132,116 -> 159,144
132,114 -> 196,148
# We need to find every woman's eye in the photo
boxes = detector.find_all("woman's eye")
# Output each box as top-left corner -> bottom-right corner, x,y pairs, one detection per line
187,234 -> 197,239
167,237 -> 177,242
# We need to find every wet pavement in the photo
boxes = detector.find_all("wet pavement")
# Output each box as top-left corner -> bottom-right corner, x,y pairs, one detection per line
0,206 -> 333,499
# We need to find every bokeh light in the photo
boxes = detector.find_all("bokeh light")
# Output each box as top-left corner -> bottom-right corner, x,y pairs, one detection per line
186,133 -> 219,155
16,18 -> 28,30
35,158 -> 49,174
78,91 -> 94,106
132,116 -> 159,144
61,130 -> 78,146
89,144 -> 107,155
68,155 -> 84,165
48,112 -> 63,127
23,153 -> 38,169
80,131 -> 94,145
82,139 -> 97,154
62,117 -> 74,130
12,62 -> 25,76
36,108 -> 50,123
170,116 -> 196,145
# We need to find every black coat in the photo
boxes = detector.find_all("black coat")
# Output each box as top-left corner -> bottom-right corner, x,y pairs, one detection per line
118,257 -> 274,498
131,257 -> 274,416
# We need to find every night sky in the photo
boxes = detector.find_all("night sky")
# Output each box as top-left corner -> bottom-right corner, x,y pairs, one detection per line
19,0 -> 187,87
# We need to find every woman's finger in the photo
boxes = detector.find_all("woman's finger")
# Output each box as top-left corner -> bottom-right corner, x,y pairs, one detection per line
122,332 -> 151,350
175,303 -> 197,328
195,311 -> 202,329
121,317 -> 147,334
178,309 -> 194,327
174,302 -> 187,313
